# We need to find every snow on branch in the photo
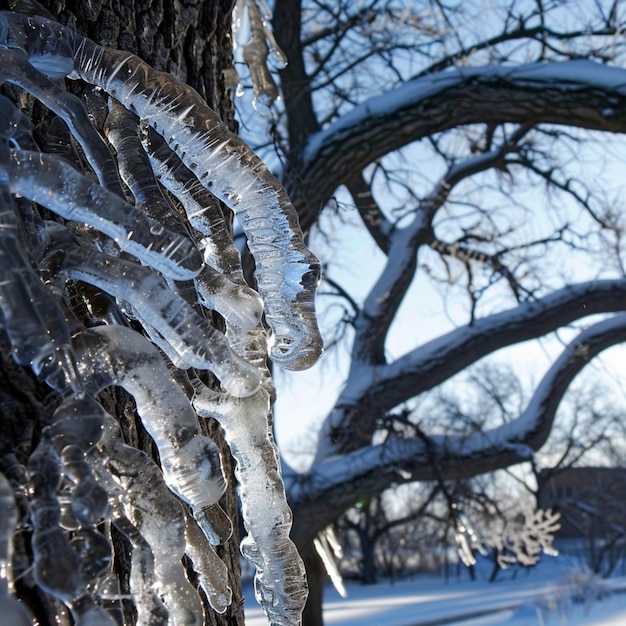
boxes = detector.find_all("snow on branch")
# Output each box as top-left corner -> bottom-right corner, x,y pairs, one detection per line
304,60 -> 626,166
342,279 -> 626,412
296,60 -> 626,225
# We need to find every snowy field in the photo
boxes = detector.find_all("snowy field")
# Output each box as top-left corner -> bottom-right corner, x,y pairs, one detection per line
243,561 -> 626,625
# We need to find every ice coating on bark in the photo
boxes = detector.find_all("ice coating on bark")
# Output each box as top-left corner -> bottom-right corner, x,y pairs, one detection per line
0,472 -> 33,626
57,242 -> 261,396
6,148 -> 202,281
73,326 -> 229,523
193,385 -> 308,625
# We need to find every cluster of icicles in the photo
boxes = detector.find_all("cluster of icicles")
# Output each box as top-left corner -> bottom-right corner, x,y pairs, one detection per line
0,6 -> 322,626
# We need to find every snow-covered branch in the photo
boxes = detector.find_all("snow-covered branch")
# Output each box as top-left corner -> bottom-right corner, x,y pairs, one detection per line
342,279 -> 626,418
294,60 -> 626,227
353,128 -> 532,363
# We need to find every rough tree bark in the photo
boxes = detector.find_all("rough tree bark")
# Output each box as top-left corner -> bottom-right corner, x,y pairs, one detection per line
0,0 -> 247,624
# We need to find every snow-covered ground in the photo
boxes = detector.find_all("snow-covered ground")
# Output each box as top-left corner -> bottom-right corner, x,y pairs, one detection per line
243,560 -> 626,625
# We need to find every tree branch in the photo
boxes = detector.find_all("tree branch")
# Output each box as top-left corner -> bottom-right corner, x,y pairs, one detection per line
293,61 -> 626,229
316,279 -> 626,459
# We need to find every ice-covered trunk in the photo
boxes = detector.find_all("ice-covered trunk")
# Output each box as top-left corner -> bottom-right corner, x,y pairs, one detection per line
0,7 -> 322,369
0,9 -> 325,625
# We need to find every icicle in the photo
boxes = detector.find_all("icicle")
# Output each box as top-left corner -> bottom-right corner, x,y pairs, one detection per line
0,94 -> 38,150
184,515 -> 233,614
61,445 -> 108,527
313,527 -> 346,599
243,0 -> 280,111
107,451 -> 203,625
144,131 -> 263,329
142,124 -> 265,329
111,513 -> 170,626
55,241 -> 261,396
27,431 -> 112,625
92,402 -> 217,625
454,511 -> 480,567
143,130 -> 265,329
104,101 -> 188,235
26,432 -> 85,601
143,128 -> 244,276
6,148 -> 202,281
45,394 -> 109,528
0,157 -> 82,391
73,325 -> 231,536
194,264 -> 264,330
0,472 -> 33,626
193,384 -> 308,625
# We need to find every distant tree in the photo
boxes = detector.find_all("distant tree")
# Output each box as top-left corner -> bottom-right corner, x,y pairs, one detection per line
234,2 -> 626,623
337,487 -> 438,584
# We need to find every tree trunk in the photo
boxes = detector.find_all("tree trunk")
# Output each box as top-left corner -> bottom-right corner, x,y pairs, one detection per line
300,545 -> 325,626
1,0 -> 246,624
359,532 -> 378,586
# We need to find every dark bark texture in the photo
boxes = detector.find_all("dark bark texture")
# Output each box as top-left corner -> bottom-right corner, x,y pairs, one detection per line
0,0 -> 247,624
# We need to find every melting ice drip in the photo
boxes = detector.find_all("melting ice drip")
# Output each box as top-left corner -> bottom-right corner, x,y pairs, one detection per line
0,4 -> 321,625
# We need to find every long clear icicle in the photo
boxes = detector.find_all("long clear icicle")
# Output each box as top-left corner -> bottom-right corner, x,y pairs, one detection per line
0,169 -> 80,390
144,127 -> 244,277
193,385 -> 308,625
